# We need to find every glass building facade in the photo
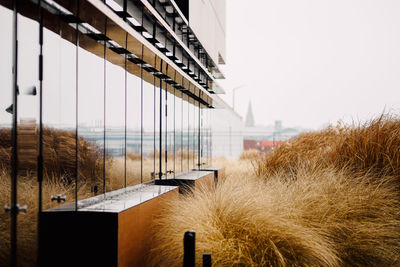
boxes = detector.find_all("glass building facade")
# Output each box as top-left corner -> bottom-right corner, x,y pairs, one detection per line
0,0 -> 242,266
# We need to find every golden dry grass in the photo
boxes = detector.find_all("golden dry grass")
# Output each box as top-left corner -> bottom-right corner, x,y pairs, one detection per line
0,168 -> 93,267
239,149 -> 261,161
257,114 -> 400,180
0,127 -> 103,183
150,115 -> 400,266
150,164 -> 400,266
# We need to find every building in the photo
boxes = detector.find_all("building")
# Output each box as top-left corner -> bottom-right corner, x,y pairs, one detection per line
0,0 -> 242,266
243,101 -> 303,152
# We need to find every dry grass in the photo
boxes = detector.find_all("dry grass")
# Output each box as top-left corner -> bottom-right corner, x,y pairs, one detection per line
150,115 -> 400,266
239,149 -> 261,161
0,127 -> 103,183
257,114 -> 400,180
150,165 -> 400,266
0,168 -> 92,267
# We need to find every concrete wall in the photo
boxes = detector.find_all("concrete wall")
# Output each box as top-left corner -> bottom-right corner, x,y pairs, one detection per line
189,0 -> 226,65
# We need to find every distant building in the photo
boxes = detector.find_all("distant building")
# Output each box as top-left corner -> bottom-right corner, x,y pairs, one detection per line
245,100 -> 255,127
243,102 -> 304,152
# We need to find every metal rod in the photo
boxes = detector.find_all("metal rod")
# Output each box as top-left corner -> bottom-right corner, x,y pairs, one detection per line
164,66 -> 167,176
124,31 -> 128,189
103,17 -> 107,194
10,0 -> 18,266
173,70 -> 176,178
159,60 -> 163,178
140,44 -> 143,184
153,55 -> 156,177
74,0 -> 80,211
198,92 -> 201,168
37,0 -> 44,264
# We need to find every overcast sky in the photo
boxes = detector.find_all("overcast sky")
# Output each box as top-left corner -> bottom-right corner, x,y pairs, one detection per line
219,0 -> 400,129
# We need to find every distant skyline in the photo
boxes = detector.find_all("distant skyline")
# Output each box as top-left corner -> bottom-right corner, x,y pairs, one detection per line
219,0 -> 400,129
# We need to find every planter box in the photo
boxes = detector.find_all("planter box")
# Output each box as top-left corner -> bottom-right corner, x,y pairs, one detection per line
39,184 -> 178,267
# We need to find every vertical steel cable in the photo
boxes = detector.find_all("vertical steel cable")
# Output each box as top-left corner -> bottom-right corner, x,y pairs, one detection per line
140,45 -> 143,184
123,0 -> 127,189
10,0 -> 18,265
75,0 -> 80,211
37,0 -> 43,263
103,18 -> 107,195
159,60 -> 163,178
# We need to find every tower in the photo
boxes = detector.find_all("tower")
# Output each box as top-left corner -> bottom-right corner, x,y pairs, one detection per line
245,101 -> 255,127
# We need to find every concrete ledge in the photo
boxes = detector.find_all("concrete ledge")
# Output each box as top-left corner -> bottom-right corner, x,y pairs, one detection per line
155,170 -> 215,193
39,184 -> 178,267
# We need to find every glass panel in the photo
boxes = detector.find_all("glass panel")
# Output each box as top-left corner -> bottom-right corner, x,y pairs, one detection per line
0,5 -> 13,266
188,100 -> 194,169
17,8 -> 40,266
201,107 -> 209,167
105,53 -> 126,193
126,61 -> 142,186
77,43 -> 105,200
43,13 -> 78,207
194,100 -> 199,168
182,94 -> 189,171
175,90 -> 183,174
142,70 -> 155,182
166,86 -> 175,177
154,75 -> 161,179
160,83 -> 166,178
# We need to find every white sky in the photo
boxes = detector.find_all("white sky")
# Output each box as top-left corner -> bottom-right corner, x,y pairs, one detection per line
219,0 -> 400,129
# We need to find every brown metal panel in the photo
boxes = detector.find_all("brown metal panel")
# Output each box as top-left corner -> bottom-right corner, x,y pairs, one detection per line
106,19 -> 126,46
79,31 -> 105,58
142,46 -> 156,69
79,0 -> 106,33
194,172 -> 215,191
126,60 -> 141,77
117,188 -> 179,267
127,35 -> 144,60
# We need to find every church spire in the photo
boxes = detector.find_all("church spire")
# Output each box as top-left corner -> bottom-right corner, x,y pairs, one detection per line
245,100 -> 255,127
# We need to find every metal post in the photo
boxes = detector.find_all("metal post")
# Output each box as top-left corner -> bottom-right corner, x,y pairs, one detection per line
183,231 -> 195,267
202,254 -> 212,267
198,92 -> 201,168
10,0 -> 18,266
159,61 -> 163,178
37,0 -> 44,264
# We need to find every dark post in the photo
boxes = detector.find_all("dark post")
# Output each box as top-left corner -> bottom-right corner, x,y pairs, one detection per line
183,231 -> 195,267
202,253 -> 212,267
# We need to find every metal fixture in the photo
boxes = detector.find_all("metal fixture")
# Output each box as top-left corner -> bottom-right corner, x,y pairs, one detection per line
51,195 -> 66,203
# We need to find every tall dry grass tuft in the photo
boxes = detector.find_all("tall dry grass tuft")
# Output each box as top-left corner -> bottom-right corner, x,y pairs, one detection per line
0,127 -> 103,183
239,149 -> 261,161
257,114 -> 400,180
0,168 -> 93,267
150,166 -> 400,266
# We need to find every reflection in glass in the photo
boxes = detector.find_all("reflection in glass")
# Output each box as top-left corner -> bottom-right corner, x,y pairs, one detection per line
126,65 -> 142,186
166,87 -> 175,177
175,90 -> 183,174
105,59 -> 126,193
17,10 -> 40,266
182,95 -> 189,171
154,76 -> 162,179
142,76 -> 155,182
78,46 -> 104,200
194,100 -> 199,168
188,101 -> 194,169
